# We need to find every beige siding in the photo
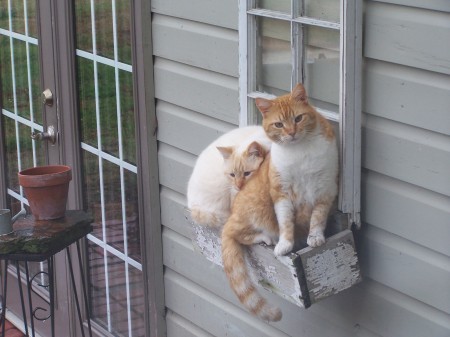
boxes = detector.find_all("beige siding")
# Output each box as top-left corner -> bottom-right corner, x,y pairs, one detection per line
152,0 -> 450,336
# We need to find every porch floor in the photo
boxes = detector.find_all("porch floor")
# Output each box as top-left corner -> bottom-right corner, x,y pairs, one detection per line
0,319 -> 25,337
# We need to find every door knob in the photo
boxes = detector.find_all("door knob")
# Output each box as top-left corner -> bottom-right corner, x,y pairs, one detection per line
31,125 -> 57,145
41,88 -> 53,106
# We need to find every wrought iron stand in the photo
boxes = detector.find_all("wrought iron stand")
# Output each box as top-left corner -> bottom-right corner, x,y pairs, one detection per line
0,210 -> 93,337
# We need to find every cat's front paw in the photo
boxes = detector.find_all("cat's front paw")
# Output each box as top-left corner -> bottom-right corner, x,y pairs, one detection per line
307,232 -> 326,247
274,238 -> 294,256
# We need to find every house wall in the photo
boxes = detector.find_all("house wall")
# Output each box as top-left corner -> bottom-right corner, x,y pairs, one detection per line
151,0 -> 450,336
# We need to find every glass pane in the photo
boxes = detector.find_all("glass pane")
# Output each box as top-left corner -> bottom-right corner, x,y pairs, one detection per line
82,151 -> 102,239
4,117 -> 19,192
10,0 -> 25,34
26,0 -> 37,38
103,160 -> 124,253
75,0 -> 93,52
78,57 -> 97,147
120,70 -> 136,165
257,0 -> 290,13
304,0 -> 340,23
95,0 -> 114,60
88,241 -> 108,328
304,25 -> 340,110
0,0 -> 8,29
13,39 -> 30,119
0,35 -> 14,112
256,16 -> 291,96
116,0 -> 132,65
107,253 -> 128,336
124,170 -> 140,262
129,266 -> 145,337
29,43 -> 42,125
98,63 -> 119,157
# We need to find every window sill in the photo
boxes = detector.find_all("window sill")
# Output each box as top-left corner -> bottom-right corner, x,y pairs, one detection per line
186,211 -> 362,308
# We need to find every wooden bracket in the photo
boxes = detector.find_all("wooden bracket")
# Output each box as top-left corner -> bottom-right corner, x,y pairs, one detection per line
187,210 -> 362,308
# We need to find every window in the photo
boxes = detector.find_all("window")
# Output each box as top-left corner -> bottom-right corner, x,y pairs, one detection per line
239,0 -> 362,227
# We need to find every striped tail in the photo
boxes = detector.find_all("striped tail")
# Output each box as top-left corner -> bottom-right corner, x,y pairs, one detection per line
221,231 -> 282,321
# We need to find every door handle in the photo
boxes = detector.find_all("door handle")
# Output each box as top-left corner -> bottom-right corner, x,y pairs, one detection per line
31,125 -> 57,145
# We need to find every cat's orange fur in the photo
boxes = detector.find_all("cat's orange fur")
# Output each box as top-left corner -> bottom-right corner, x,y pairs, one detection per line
221,84 -> 338,321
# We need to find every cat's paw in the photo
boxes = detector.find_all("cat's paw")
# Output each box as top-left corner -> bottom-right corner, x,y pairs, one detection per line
274,238 -> 294,256
307,232 -> 326,247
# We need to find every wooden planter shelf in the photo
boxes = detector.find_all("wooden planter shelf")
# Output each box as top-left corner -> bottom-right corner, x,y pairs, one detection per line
187,211 -> 362,308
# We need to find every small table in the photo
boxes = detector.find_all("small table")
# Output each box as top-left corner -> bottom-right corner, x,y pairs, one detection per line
0,210 -> 93,337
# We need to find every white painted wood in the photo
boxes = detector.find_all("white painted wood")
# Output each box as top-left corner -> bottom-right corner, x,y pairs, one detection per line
154,58 -> 239,124
363,115 -> 450,197
364,2 -> 450,74
362,171 -> 450,257
152,14 -> 238,77
364,59 -> 450,135
359,225 -> 450,314
151,0 -> 238,30
156,101 -> 234,156
160,187 -> 190,238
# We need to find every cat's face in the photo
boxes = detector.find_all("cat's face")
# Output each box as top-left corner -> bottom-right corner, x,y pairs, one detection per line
217,141 -> 266,192
256,84 -> 318,145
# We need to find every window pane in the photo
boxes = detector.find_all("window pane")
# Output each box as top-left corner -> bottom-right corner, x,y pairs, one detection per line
10,0 -> 25,35
78,57 -> 97,147
256,17 -> 291,96
75,0 -> 93,52
95,0 -> 114,60
0,0 -> 8,29
116,0 -> 132,65
26,0 -> 37,38
256,0 -> 290,13
304,0 -> 340,23
304,25 -> 340,110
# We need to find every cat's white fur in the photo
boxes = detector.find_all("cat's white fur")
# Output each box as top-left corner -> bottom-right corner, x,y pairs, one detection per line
187,126 -> 271,227
271,122 -> 339,255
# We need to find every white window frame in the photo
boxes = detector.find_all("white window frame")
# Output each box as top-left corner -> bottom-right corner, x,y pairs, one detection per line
238,0 -> 362,228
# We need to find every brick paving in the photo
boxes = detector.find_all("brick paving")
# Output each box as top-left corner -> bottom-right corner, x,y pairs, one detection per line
0,319 -> 25,337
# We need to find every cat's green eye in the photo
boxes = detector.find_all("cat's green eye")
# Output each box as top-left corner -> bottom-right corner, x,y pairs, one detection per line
230,173 -> 235,177
244,172 -> 251,177
274,122 -> 283,128
295,115 -> 303,123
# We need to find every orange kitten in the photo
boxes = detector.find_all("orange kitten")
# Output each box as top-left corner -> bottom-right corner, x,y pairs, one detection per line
221,84 -> 338,321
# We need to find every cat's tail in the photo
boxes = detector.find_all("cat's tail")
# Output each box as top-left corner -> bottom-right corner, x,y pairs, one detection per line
221,230 -> 282,322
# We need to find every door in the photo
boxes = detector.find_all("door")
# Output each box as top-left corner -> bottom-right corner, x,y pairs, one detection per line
0,0 -> 74,336
1,1 -> 164,336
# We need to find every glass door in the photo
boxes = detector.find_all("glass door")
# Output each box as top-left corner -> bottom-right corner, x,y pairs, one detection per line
74,0 -> 144,336
0,0 -> 71,336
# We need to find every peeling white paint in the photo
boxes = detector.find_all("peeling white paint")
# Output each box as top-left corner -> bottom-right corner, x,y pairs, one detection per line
305,242 -> 360,301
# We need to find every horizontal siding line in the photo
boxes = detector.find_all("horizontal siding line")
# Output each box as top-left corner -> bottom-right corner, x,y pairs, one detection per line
367,279 -> 450,330
164,268 -> 291,337
154,57 -> 238,90
156,100 -> 235,134
364,113 -> 450,153
369,0 -> 450,13
162,226 -> 195,255
368,0 -> 450,25
166,310 -> 215,337
158,142 -> 196,167
363,224 -> 450,272
153,13 -> 238,41
160,186 -> 187,209
362,169 -> 450,213
365,58 -> 450,89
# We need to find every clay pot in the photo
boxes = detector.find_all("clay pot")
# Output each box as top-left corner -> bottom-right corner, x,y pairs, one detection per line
18,165 -> 72,220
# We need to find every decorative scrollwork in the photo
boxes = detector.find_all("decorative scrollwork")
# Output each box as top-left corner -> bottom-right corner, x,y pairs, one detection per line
28,270 -> 51,322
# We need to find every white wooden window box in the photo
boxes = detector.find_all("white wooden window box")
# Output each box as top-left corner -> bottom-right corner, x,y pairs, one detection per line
189,0 -> 363,308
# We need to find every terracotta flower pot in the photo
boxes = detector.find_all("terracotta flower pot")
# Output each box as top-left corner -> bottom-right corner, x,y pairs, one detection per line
18,165 -> 72,220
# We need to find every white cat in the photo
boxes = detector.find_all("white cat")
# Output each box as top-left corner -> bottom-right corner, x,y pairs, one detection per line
187,126 -> 271,227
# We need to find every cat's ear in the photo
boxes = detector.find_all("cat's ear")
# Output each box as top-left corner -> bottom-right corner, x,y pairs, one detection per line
291,83 -> 308,103
255,97 -> 273,116
217,146 -> 234,160
246,141 -> 264,158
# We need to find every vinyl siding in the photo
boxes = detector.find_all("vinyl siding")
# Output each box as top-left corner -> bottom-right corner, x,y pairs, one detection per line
151,0 -> 450,336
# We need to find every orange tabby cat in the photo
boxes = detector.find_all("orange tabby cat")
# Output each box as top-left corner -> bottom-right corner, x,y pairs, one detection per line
221,84 -> 338,321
